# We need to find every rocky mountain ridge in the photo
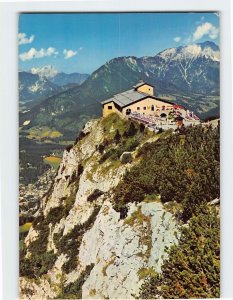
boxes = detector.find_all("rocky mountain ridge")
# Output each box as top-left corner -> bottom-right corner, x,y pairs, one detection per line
19,71 -> 61,103
20,116 -> 181,299
19,68 -> 89,103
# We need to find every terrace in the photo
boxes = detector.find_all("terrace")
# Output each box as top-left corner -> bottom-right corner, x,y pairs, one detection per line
128,109 -> 200,133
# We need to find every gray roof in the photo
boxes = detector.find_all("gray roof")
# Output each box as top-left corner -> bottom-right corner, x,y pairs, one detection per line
133,81 -> 153,88
101,89 -> 149,108
101,82 -> 175,108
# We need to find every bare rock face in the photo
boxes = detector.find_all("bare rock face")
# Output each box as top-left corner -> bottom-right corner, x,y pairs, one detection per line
20,117 -> 180,300
80,201 -> 179,299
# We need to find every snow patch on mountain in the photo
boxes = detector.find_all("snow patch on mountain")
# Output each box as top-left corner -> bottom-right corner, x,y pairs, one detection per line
28,81 -> 46,93
158,43 -> 220,62
31,65 -> 59,79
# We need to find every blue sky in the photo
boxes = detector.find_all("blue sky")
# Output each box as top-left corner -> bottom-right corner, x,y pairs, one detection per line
18,12 -> 219,74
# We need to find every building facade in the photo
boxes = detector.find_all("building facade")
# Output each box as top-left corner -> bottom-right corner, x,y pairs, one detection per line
101,81 -> 178,118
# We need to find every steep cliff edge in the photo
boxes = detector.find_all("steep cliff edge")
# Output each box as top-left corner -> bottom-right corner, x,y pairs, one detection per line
19,115 -> 180,299
19,113 -> 220,299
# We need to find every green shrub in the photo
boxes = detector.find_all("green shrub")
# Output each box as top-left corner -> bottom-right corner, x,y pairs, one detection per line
113,126 -> 220,220
99,148 -> 117,163
97,143 -> 105,154
139,123 -> 145,133
124,137 -> 140,152
120,152 -> 133,164
28,225 -> 49,255
74,130 -> 88,145
87,189 -> 104,202
22,191 -> 77,278
114,129 -> 121,143
60,264 -> 95,299
46,206 -> 67,225
57,206 -> 101,273
20,251 -> 57,279
77,164 -> 84,176
66,144 -> 73,152
140,206 -> 220,299
124,122 -> 137,137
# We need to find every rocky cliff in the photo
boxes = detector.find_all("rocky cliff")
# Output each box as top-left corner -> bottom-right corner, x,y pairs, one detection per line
19,115 -> 181,299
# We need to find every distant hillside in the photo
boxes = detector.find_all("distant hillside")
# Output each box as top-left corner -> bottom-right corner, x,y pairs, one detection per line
19,71 -> 62,102
19,69 -> 89,104
50,72 -> 89,86
19,41 -> 220,138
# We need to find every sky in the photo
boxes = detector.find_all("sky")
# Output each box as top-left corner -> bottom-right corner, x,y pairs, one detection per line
18,12 -> 219,75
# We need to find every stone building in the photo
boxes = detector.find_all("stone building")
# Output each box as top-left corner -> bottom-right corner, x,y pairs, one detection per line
101,81 -> 177,118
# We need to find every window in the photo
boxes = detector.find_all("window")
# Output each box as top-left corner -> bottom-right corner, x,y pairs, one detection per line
151,105 -> 154,111
126,108 -> 131,115
137,107 -> 140,110
143,107 -> 146,110
108,106 -> 112,110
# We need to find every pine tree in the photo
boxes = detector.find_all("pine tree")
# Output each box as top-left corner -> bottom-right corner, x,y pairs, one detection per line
124,122 -> 137,137
114,129 -> 121,144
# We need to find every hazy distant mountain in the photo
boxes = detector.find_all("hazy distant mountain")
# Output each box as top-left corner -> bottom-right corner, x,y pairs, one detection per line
30,65 -> 89,86
19,71 -> 62,102
50,72 -> 89,86
19,66 -> 89,103
19,41 -> 220,137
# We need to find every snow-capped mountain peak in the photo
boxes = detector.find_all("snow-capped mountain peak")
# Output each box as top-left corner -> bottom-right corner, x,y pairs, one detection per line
158,41 -> 220,62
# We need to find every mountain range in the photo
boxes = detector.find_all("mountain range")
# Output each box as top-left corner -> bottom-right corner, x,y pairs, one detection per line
19,41 -> 220,138
19,67 -> 89,103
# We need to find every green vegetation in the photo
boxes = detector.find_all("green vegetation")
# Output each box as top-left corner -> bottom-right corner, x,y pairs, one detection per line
20,251 -> 57,279
57,264 -> 95,299
140,205 -> 220,299
43,156 -> 62,170
19,112 -> 220,297
98,114 -> 148,165
19,222 -> 32,241
53,206 -> 101,274
102,113 -> 128,137
87,189 -> 104,202
19,136 -> 65,184
144,194 -> 160,203
124,207 -> 150,227
124,207 -> 152,259
19,222 -> 32,233
137,267 -> 157,280
20,214 -> 57,278
27,126 -> 63,141
113,125 -> 220,221
20,188 -> 78,278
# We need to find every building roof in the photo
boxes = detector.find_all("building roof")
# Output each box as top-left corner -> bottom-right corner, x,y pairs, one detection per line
133,81 -> 154,89
101,89 -> 150,108
101,87 -> 175,108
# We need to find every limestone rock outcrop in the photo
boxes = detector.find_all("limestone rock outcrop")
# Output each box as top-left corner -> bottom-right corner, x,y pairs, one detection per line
20,118 -> 180,300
